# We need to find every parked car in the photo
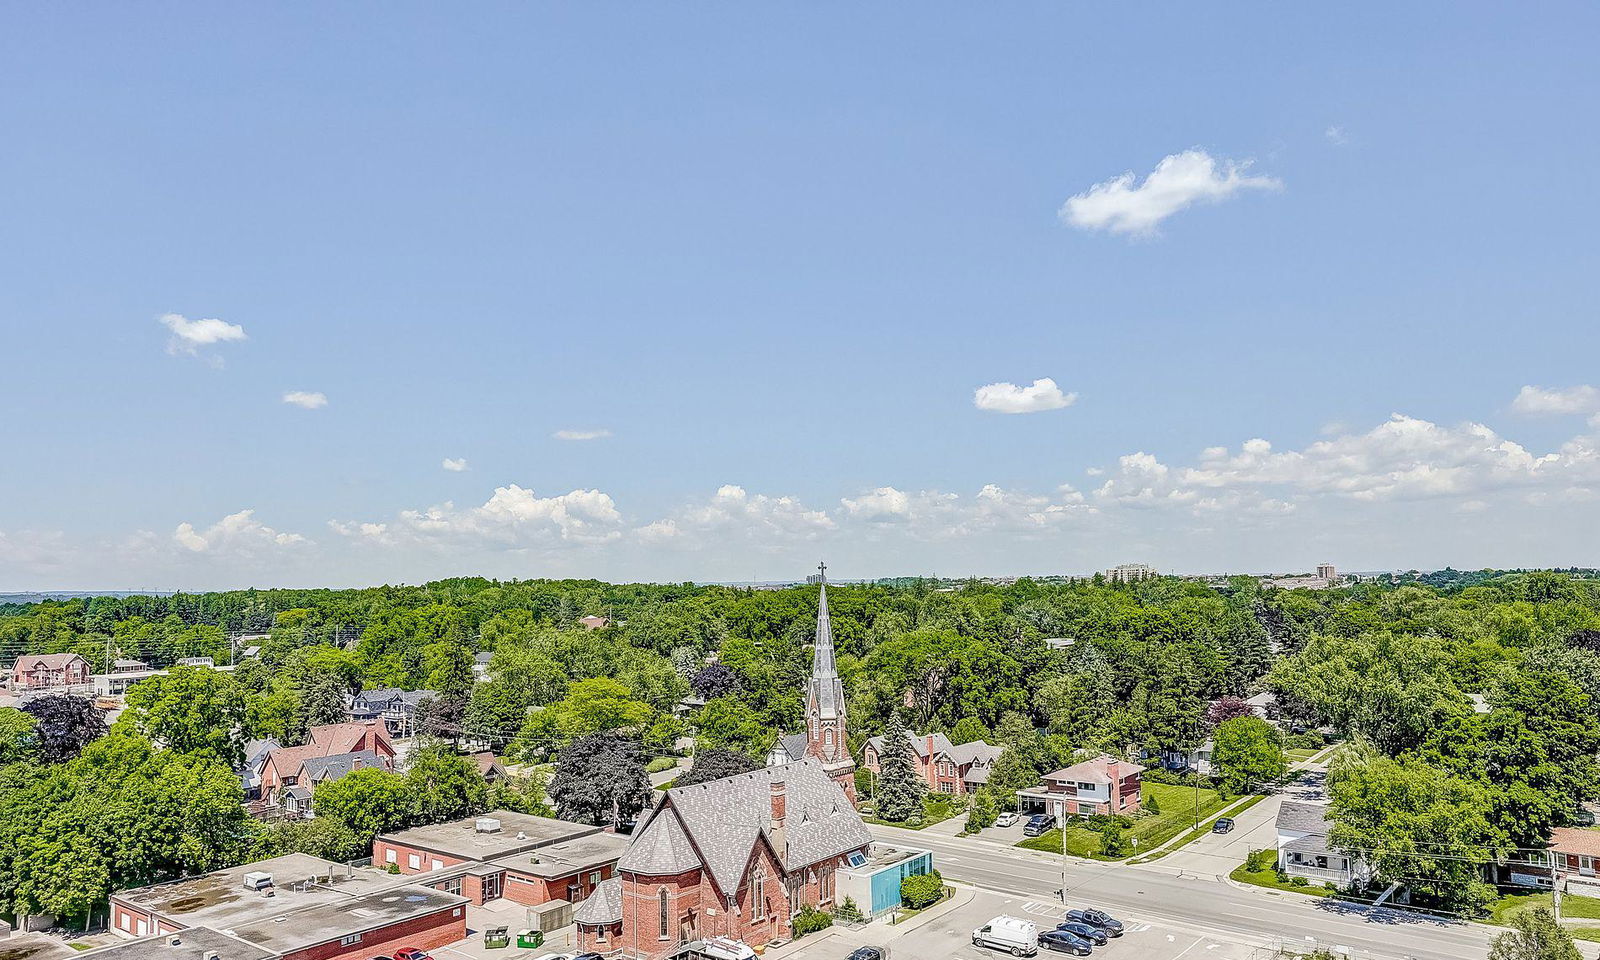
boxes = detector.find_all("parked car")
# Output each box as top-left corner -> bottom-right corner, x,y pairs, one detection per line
973,915 -> 1039,956
847,949 -> 888,960
1039,930 -> 1093,955
995,811 -> 1020,828
1023,814 -> 1058,837
394,949 -> 433,960
1212,817 -> 1235,834
1064,908 -> 1123,936
1054,922 -> 1108,946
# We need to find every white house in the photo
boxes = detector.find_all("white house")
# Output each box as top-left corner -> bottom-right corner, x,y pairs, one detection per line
1275,801 -> 1371,889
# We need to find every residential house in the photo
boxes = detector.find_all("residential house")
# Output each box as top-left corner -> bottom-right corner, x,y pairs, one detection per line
256,721 -> 397,817
9,653 -> 92,691
473,651 -> 493,681
1275,801 -> 1371,889
573,759 -> 874,960
1017,755 -> 1146,819
1245,691 -> 1278,721
470,751 -> 509,782
175,657 -> 215,668
347,687 -> 434,737
111,658 -> 150,673
242,737 -> 281,800
1543,828 -> 1600,895
577,615 -> 611,631
861,731 -> 1003,795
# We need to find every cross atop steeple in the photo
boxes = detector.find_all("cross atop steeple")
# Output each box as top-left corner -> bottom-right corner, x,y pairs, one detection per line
817,560 -> 827,583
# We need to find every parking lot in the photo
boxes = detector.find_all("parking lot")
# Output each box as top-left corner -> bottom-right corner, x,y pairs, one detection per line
771,888 -> 1265,960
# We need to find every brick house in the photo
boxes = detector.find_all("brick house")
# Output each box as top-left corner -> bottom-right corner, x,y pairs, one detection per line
1017,754 -> 1146,818
374,810 -> 628,908
574,758 -> 872,960
256,721 -> 397,815
9,653 -> 91,690
108,853 -> 466,960
861,731 -> 1003,796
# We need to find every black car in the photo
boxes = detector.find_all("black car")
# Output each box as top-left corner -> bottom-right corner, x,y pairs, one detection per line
1055,921 -> 1108,945
1039,930 -> 1093,955
1064,908 -> 1124,936
1023,813 -> 1058,837
847,950 -> 887,960
1212,817 -> 1235,834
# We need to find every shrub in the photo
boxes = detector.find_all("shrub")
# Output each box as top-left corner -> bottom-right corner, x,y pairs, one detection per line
1290,876 -> 1310,886
834,897 -> 864,922
384,863 -> 401,874
1144,791 -> 1160,815
1244,848 -> 1275,872
645,757 -> 679,774
1097,820 -> 1130,858
792,905 -> 833,937
901,871 -> 944,909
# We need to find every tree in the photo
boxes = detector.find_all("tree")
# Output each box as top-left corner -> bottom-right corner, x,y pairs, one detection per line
523,678 -> 655,746
676,747 -> 760,788
900,871 -> 943,909
466,680 -> 531,745
950,716 -> 991,745
406,746 -> 490,825
1097,820 -> 1129,858
302,673 -> 348,728
1204,696 -> 1254,730
0,707 -> 36,763
548,733 -> 652,829
1212,716 -> 1287,793
965,790 -> 998,832
875,712 -> 923,823
251,817 -> 366,863
311,768 -> 411,845
22,695 -> 107,763
691,696 -> 771,757
690,663 -> 743,701
1488,908 -> 1581,960
119,666 -> 248,766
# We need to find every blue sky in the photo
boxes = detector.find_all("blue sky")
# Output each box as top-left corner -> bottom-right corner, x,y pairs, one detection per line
3,3 -> 1599,589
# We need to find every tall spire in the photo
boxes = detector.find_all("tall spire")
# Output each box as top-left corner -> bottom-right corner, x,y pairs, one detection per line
809,561 -> 845,719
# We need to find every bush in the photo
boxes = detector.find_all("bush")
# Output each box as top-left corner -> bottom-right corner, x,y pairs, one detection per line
1144,791 -> 1160,815
645,757 -> 679,774
1286,731 -> 1324,750
834,897 -> 864,923
1098,820 -> 1130,858
384,863 -> 401,874
1244,848 -> 1275,872
1290,876 -> 1309,886
901,871 -> 944,909
792,905 -> 833,937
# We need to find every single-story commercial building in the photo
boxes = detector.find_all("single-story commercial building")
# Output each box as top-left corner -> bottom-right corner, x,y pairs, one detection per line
833,843 -> 935,918
375,810 -> 628,910
108,853 -> 467,960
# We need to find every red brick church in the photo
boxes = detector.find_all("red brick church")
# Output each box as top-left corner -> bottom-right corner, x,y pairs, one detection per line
575,565 -> 870,959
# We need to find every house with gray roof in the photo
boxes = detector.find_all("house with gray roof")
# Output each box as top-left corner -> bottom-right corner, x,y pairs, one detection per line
1275,800 -> 1371,889
347,687 -> 434,736
862,729 -> 1003,796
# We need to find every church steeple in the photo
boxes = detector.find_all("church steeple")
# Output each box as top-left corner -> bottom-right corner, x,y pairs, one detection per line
805,561 -> 856,802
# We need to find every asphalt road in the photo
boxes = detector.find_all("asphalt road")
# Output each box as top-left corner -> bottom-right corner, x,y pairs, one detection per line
870,824 -> 1498,960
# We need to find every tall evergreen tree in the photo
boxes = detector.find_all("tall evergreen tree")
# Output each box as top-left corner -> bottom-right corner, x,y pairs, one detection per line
875,712 -> 923,822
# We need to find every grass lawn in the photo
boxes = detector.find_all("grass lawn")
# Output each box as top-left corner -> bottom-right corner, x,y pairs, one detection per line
1286,748 -> 1318,761
1229,860 -> 1336,898
1486,891 -> 1600,925
1134,793 -> 1270,863
1016,782 -> 1231,860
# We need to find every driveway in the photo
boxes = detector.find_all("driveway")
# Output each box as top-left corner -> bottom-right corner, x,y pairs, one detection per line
1155,771 -> 1329,877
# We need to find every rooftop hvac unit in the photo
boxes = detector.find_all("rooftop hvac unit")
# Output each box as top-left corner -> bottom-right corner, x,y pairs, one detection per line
475,817 -> 502,834
167,936 -> 182,947
203,952 -> 220,960
243,871 -> 274,890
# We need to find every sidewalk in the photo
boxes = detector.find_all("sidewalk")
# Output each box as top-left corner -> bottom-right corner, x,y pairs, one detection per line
762,883 -> 978,958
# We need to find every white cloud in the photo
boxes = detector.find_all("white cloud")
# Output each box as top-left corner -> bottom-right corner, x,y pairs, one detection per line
637,485 -> 834,547
442,458 -> 469,472
973,377 -> 1077,414
282,391 -> 328,410
1325,125 -> 1348,146
1512,385 -> 1600,416
1060,149 -> 1282,237
173,509 -> 308,554
334,484 -> 625,547
554,429 -> 612,441
159,313 -> 247,361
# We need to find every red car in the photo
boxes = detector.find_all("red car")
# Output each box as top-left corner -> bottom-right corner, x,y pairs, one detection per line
394,949 -> 433,960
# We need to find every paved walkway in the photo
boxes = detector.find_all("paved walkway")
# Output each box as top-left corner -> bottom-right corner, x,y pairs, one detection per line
1149,759 -> 1331,877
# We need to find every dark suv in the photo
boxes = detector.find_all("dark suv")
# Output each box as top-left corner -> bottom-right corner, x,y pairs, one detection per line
1023,813 -> 1058,837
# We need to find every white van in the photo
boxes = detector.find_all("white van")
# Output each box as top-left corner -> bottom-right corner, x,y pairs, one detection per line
972,915 -> 1038,956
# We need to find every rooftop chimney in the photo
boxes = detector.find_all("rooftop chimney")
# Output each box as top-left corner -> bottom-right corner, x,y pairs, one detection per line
769,780 -> 787,859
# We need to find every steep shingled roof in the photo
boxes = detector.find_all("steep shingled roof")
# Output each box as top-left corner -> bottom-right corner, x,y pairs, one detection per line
617,808 -> 700,874
574,876 -> 623,925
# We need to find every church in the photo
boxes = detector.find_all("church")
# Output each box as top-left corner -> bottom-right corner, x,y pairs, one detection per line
573,566 -> 871,959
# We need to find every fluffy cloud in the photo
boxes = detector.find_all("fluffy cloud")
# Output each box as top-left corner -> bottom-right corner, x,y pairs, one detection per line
1325,125 -> 1348,146
173,509 -> 308,554
554,429 -> 612,441
1060,150 -> 1281,236
1512,385 -> 1600,416
1093,414 -> 1594,510
973,377 -> 1077,414
335,484 -> 624,547
442,458 -> 469,472
159,313 -> 247,361
282,391 -> 328,410
639,485 -> 834,546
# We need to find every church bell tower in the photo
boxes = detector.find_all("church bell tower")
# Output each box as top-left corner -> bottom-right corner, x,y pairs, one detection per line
805,562 -> 857,802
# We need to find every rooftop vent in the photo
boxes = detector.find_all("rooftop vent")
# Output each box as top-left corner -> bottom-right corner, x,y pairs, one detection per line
516,831 -> 527,840
475,817 -> 502,834
243,871 -> 273,891
203,952 -> 220,960
167,936 -> 182,947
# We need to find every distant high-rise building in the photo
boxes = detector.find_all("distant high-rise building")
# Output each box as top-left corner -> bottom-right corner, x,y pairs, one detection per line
1317,563 -> 1337,581
1104,563 -> 1158,583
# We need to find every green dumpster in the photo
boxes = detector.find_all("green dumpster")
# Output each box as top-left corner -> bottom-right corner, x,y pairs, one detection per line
483,926 -> 510,949
516,930 -> 543,949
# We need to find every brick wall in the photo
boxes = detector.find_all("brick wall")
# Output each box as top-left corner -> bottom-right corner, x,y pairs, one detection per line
374,839 -> 470,875
279,905 -> 466,960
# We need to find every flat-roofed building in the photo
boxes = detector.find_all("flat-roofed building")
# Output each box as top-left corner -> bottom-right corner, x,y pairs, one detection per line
108,853 -> 467,960
375,810 -> 627,910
